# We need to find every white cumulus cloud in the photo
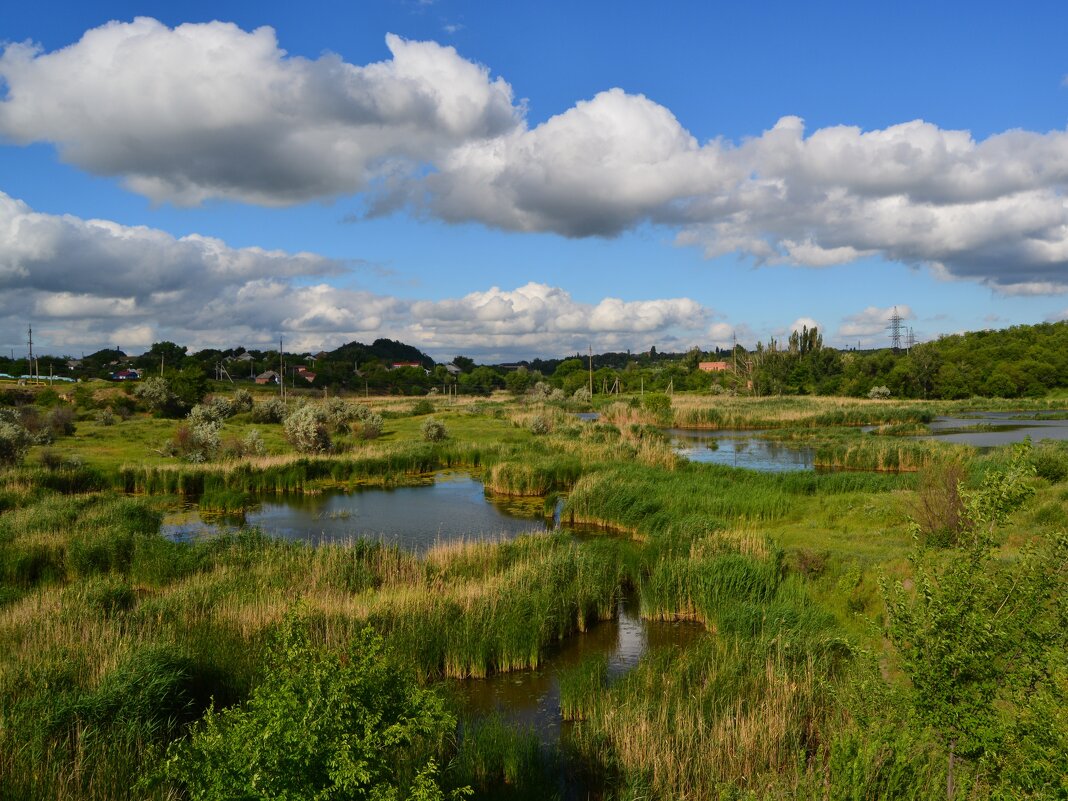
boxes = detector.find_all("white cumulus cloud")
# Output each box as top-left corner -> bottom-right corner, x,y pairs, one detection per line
0,195 -> 719,360
5,20 -> 1068,294
0,19 -> 520,205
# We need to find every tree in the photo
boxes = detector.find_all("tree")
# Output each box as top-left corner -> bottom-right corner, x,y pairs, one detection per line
168,365 -> 210,413
164,611 -> 463,800
880,445 -> 1067,799
451,355 -> 475,373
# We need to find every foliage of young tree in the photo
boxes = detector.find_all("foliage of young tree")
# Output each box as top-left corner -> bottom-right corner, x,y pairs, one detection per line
163,612 -> 464,800
881,445 -> 1067,799
168,365 -> 210,412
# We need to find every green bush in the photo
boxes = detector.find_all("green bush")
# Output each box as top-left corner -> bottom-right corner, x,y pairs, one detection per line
421,417 -> 448,442
411,398 -> 435,416
163,612 -> 460,800
284,405 -> 331,453
251,397 -> 287,423
0,419 -> 32,466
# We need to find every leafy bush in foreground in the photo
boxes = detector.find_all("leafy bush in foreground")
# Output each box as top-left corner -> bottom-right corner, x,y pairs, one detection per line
164,612 -> 462,800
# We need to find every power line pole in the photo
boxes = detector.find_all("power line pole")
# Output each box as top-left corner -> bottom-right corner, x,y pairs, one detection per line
26,325 -> 33,383
588,344 -> 594,396
279,336 -> 285,401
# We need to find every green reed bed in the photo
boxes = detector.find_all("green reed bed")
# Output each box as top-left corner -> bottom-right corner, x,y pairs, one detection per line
563,462 -> 800,536
448,715 -> 562,801
117,441 -> 503,498
569,583 -> 850,800
558,653 -> 609,722
671,396 -> 933,430
813,437 -> 972,472
483,454 -> 583,496
371,537 -> 624,679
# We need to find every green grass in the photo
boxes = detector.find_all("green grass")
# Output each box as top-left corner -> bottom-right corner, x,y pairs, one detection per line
1,393 -> 1062,800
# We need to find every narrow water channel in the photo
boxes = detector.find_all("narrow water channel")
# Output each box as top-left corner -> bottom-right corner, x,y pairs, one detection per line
455,596 -> 704,747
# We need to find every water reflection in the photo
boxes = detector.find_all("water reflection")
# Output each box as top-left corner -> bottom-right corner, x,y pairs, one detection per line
667,428 -> 816,472
926,411 -> 1068,447
456,597 -> 703,747
160,472 -> 550,550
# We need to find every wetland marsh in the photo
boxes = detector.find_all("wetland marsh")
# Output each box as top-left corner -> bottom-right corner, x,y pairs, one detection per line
1,387 -> 1066,800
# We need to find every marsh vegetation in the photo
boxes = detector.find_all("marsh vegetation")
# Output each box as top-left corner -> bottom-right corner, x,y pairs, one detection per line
1,383 -> 1066,799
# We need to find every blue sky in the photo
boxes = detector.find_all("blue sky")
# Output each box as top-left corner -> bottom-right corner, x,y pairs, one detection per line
2,1 -> 1067,360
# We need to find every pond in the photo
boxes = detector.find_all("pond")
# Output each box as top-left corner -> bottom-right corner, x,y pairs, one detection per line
455,596 -> 703,748
666,428 -> 817,472
160,471 -> 552,551
925,411 -> 1068,448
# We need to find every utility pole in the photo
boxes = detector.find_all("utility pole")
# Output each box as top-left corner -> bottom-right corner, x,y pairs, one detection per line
279,336 -> 285,401
588,344 -> 593,396
27,325 -> 36,384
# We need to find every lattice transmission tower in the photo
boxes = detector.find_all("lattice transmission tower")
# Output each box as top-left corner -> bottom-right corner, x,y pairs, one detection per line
887,306 -> 904,351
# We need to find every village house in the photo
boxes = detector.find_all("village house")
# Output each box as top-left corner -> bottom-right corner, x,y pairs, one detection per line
698,361 -> 730,372
255,370 -> 279,385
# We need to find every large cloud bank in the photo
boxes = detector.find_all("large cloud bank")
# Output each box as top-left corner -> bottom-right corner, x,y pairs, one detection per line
0,193 -> 712,358
2,18 -> 1068,293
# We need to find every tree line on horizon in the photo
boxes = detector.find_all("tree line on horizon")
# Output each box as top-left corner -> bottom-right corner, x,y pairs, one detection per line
2,321 -> 1066,400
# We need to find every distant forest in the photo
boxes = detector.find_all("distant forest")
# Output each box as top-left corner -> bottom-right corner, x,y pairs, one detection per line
2,321 -> 1067,399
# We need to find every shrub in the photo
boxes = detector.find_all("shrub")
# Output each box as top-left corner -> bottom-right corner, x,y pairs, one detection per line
325,397 -> 357,429
188,403 -> 224,428
251,398 -> 287,424
242,428 -> 266,456
135,377 -> 176,414
205,396 -> 235,420
868,385 -> 891,399
360,413 -> 384,440
172,417 -> 222,462
530,415 -> 551,435
421,417 -> 447,442
572,386 -> 592,403
95,407 -> 116,426
642,393 -> 672,422
39,448 -> 63,471
1030,444 -> 1068,483
163,613 -> 457,800
0,420 -> 32,466
231,388 -> 254,414
284,405 -> 331,453
410,398 -> 435,416
45,405 -> 76,436
530,381 -> 553,400
908,458 -> 968,545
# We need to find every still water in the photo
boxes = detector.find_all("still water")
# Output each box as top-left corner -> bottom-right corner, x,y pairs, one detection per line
925,411 -> 1068,447
666,428 -> 817,472
160,472 -> 550,550
456,597 -> 703,747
